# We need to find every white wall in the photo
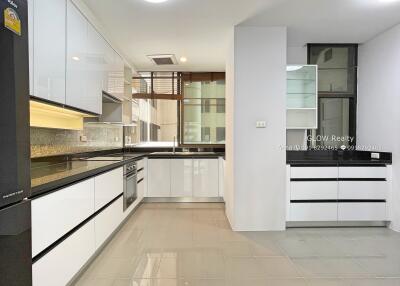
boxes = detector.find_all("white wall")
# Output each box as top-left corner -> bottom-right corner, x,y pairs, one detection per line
226,26 -> 287,231
358,23 -> 400,231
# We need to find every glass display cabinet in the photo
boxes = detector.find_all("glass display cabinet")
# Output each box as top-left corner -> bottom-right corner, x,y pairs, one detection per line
286,65 -> 318,129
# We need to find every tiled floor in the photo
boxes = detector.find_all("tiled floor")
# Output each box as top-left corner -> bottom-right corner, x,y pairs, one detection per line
73,203 -> 400,286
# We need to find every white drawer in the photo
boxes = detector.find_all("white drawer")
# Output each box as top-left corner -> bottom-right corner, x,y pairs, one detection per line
137,159 -> 145,169
33,220 -> 95,286
94,197 -> 123,250
94,168 -> 123,211
291,167 -> 338,179
338,167 -> 387,179
32,178 -> 95,257
338,181 -> 388,200
338,203 -> 387,221
289,203 -> 337,221
291,181 -> 338,200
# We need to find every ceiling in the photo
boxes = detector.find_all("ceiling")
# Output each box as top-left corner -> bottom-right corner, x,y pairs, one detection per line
82,0 -> 400,71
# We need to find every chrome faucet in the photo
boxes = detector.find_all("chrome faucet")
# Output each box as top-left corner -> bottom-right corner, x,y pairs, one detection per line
173,136 -> 176,154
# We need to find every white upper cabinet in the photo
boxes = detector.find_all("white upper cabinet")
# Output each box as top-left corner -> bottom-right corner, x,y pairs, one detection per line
66,1 -> 88,110
32,0 -> 66,104
193,159 -> 219,197
86,24 -> 104,113
66,1 -> 101,114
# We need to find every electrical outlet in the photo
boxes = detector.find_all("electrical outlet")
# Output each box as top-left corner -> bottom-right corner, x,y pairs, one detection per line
80,135 -> 87,142
371,152 -> 380,159
256,121 -> 266,128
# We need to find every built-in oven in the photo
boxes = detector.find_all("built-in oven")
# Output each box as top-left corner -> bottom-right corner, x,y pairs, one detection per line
123,161 -> 137,211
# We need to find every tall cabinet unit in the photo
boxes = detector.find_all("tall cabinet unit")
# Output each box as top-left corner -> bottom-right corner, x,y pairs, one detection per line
32,0 -> 66,104
286,65 -> 318,129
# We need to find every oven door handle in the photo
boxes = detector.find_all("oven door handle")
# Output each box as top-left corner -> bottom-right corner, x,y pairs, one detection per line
126,173 -> 137,181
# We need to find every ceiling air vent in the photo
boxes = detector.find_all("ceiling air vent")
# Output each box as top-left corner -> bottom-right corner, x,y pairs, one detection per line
147,54 -> 178,65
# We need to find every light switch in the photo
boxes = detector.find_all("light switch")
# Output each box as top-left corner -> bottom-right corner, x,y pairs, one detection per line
256,121 -> 266,128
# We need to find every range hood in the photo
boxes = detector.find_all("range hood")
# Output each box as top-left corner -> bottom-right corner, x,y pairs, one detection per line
92,91 -> 124,124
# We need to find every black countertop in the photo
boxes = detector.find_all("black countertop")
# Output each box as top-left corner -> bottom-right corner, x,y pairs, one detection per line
30,151 -> 224,198
287,150 -> 392,166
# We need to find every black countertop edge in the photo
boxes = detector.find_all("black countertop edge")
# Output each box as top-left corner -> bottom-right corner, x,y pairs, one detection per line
289,162 -> 390,167
286,150 -> 392,166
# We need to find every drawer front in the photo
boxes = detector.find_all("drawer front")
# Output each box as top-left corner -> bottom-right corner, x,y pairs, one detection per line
94,167 -> 123,211
137,159 -> 145,169
291,181 -> 338,200
291,167 -> 338,179
338,203 -> 387,221
338,181 -> 388,200
32,178 -> 95,257
338,167 -> 387,179
94,197 -> 123,250
289,203 -> 337,221
33,220 -> 95,286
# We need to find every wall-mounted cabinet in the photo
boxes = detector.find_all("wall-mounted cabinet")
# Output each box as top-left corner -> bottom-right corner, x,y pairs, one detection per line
286,65 -> 318,129
29,0 -> 126,116
31,0 -> 66,104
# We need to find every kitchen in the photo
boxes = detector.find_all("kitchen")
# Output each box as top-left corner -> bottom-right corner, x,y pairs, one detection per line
1,0 -> 400,285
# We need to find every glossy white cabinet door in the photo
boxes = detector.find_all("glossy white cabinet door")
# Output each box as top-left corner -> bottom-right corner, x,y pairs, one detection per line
218,158 -> 225,198
86,23 -> 104,114
290,181 -> 338,200
66,1 -> 88,111
171,159 -> 193,197
94,197 -> 123,250
338,181 -> 388,200
193,159 -> 219,197
94,167 -> 123,211
33,0 -> 66,104
338,166 -> 387,179
289,203 -> 338,221
108,53 -> 125,100
147,159 -> 171,197
102,41 -> 115,94
291,167 -> 338,179
33,220 -> 95,286
31,178 -> 95,257
338,203 -> 387,221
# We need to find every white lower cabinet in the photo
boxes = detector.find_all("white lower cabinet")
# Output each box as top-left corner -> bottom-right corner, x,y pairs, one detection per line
290,203 -> 338,221
338,203 -> 387,221
148,159 -> 171,197
94,167 -> 123,211
33,220 -> 95,286
32,178 -> 95,257
193,159 -> 219,197
94,197 -> 124,249
171,159 -> 193,197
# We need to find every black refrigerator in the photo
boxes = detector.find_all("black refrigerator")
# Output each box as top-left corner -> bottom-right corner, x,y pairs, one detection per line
0,0 -> 32,285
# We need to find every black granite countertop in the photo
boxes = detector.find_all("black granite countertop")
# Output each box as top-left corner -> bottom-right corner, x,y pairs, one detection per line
287,150 -> 392,166
30,151 -> 224,198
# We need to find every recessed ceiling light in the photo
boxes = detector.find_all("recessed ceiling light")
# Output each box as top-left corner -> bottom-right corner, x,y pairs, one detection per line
144,0 -> 169,3
180,57 -> 187,63
72,56 -> 80,61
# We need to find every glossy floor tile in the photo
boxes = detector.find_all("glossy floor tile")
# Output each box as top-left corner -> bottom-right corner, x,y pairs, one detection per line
73,203 -> 400,286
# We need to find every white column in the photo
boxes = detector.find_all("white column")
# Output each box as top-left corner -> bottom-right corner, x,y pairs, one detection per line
225,26 -> 287,231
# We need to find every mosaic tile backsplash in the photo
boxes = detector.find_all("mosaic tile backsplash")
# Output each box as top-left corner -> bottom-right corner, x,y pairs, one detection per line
31,123 -> 123,158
